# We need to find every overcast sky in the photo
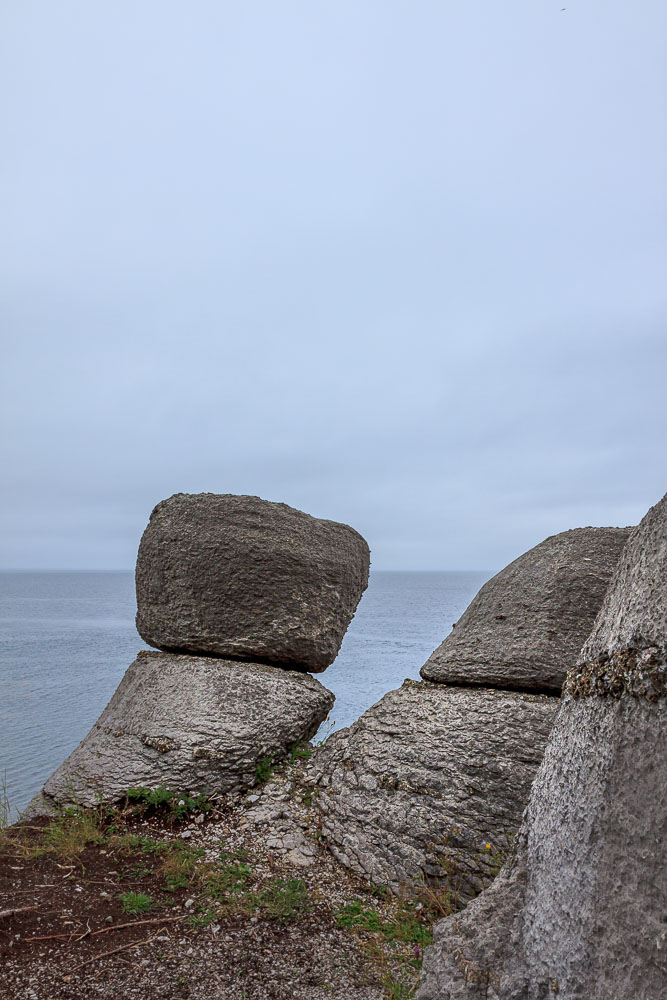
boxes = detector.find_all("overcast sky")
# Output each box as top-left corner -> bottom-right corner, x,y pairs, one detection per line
1,1 -> 665,571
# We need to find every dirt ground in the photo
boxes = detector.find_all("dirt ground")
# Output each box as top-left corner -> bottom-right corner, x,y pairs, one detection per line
1,756 -> 451,1000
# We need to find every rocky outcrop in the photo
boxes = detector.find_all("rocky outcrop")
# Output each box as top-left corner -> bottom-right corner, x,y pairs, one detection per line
135,493 -> 370,672
314,524 -> 629,896
26,651 -> 334,813
313,680 -> 557,898
420,527 -> 631,691
417,495 -> 667,1000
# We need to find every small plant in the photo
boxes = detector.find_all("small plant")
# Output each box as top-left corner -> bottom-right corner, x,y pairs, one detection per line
161,844 -> 203,891
204,860 -> 253,900
335,900 -> 382,932
314,716 -> 336,746
255,878 -> 311,922
253,756 -> 275,786
125,785 -> 212,820
288,742 -> 313,763
41,805 -> 106,860
119,891 -> 154,915
0,771 -> 10,830
187,905 -> 217,928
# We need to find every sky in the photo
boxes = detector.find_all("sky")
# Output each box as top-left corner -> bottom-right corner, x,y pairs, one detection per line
1,1 -> 666,571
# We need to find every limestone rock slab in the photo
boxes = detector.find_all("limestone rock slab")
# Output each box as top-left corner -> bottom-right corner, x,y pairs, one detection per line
417,494 -> 667,1000
421,526 -> 631,692
135,493 -> 370,672
27,651 -> 334,813
312,680 -> 558,897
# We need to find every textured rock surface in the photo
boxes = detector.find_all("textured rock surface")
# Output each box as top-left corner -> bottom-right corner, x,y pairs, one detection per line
312,680 -> 558,897
135,493 -> 370,672
421,526 -> 631,691
417,495 -> 667,1000
25,651 -> 334,814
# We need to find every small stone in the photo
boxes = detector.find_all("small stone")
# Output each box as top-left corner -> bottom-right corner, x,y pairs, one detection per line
184,898 -> 194,908
180,830 -> 192,840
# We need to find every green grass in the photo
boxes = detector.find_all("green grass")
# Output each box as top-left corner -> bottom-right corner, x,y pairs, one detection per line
203,860 -> 253,899
119,891 -> 154,915
335,897 -> 434,947
0,771 -> 10,831
254,878 -> 311,922
41,806 -> 106,860
160,843 -> 204,891
288,742 -> 314,763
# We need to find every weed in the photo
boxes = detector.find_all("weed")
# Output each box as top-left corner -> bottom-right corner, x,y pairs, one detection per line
288,742 -> 313,763
119,891 -> 154,915
254,878 -> 311,922
115,833 -> 170,855
336,900 -> 383,932
204,860 -> 253,900
161,844 -> 204,891
382,974 -> 413,1000
41,806 -> 106,860
187,905 -> 217,928
253,756 -> 275,787
125,785 -> 213,820
314,716 -> 336,746
0,771 -> 10,830
335,898 -> 433,947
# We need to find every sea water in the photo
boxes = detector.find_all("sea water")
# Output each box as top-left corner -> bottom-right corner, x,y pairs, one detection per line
0,570 -> 489,816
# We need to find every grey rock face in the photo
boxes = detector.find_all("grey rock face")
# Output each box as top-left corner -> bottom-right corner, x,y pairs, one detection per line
27,651 -> 334,813
135,493 -> 370,672
312,680 -> 558,897
421,527 -> 631,692
417,495 -> 667,1000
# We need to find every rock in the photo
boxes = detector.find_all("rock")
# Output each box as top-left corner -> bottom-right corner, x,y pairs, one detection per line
312,679 -> 558,897
24,651 -> 334,814
135,493 -> 370,672
421,526 -> 631,692
417,495 -> 667,1000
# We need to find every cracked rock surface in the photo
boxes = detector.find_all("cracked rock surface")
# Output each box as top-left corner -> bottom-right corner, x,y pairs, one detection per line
135,493 -> 370,672
24,651 -> 334,814
312,679 -> 558,898
420,526 -> 631,691
417,494 -> 667,1000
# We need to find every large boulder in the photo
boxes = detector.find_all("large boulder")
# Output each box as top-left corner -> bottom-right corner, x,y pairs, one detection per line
312,679 -> 558,898
135,493 -> 370,672
417,495 -> 667,1000
421,527 -> 631,691
25,651 -> 334,813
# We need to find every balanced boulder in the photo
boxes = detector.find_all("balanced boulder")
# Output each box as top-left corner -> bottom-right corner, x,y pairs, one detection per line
421,527 -> 631,691
136,493 -> 370,672
26,651 -> 334,813
417,494 -> 666,1000
312,679 -> 557,897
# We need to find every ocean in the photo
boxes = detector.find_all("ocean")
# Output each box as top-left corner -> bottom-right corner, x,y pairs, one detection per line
0,570 -> 490,816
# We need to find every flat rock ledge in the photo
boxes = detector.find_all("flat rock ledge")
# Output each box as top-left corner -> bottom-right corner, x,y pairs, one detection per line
421,527 -> 631,692
417,494 -> 667,1000
312,680 -> 558,898
135,493 -> 370,672
25,651 -> 334,816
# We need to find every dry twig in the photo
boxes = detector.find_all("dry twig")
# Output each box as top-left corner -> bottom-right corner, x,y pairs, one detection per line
0,905 -> 39,919
68,930 -> 163,972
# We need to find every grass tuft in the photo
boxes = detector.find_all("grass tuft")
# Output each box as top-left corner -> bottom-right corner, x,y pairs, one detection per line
119,891 -> 154,915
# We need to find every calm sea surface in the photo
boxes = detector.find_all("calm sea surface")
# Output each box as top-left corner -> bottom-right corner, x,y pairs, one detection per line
0,570 -> 490,816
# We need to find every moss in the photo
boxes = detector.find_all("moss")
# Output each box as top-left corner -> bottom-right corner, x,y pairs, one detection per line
564,645 -> 666,702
